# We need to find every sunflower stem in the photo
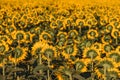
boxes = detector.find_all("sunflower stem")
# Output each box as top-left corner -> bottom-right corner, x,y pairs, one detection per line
116,38 -> 118,45
39,54 -> 42,74
47,53 -> 50,80
91,55 -> 94,80
17,76 -> 20,80
2,58 -> 5,80
104,67 -> 107,80
69,74 -> 72,80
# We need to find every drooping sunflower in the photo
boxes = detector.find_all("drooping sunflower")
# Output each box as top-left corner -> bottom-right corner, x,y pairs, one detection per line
61,44 -> 78,59
6,24 -> 17,35
56,41 -> 66,50
68,30 -> 78,39
57,31 -> 67,38
76,19 -> 85,27
0,41 -> 9,55
111,28 -> 120,39
105,24 -> 113,33
0,35 -> 12,45
73,58 -> 89,73
12,30 -> 26,42
101,34 -> 112,44
107,68 -> 119,79
95,58 -> 114,78
109,50 -> 120,63
41,45 -> 57,60
50,21 -> 57,29
32,41 -> 48,56
9,47 -> 28,64
87,29 -> 98,39
91,42 -> 103,52
83,46 -> 99,59
39,31 -> 52,43
102,43 -> 113,53
63,18 -> 72,29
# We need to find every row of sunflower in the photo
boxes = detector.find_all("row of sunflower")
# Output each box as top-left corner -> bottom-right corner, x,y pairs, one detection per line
0,0 -> 120,80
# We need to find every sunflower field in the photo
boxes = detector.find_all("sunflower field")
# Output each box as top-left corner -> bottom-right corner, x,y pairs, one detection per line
0,0 -> 120,80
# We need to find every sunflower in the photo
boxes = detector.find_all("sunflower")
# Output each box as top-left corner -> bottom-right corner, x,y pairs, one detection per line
32,41 -> 48,56
63,18 -> 72,29
107,68 -> 119,78
101,35 -> 112,44
56,41 -> 66,50
102,43 -> 113,53
95,58 -> 114,78
39,31 -> 52,43
83,46 -> 99,59
0,41 -> 9,55
61,44 -> 78,59
41,45 -> 57,60
73,58 -> 89,72
56,19 -> 64,29
109,50 -> 120,63
50,21 -> 57,29
105,24 -> 113,33
87,29 -> 98,39
91,42 -> 103,52
57,31 -> 67,38
6,24 -> 17,35
9,47 -> 28,64
12,30 -> 26,42
111,28 -> 120,39
0,35 -> 12,45
68,30 -> 78,39
76,19 -> 85,27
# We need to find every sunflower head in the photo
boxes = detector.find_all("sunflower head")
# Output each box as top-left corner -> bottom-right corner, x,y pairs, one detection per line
40,31 -> 52,43
106,24 -> 113,33
68,30 -> 78,39
102,34 -> 112,44
0,41 -> 9,55
87,29 -> 98,39
111,28 -> 120,38
13,30 -> 26,42
102,43 -> 113,53
74,59 -> 87,72
109,51 -> 120,63
62,44 -> 78,59
83,47 -> 99,59
32,41 -> 48,56
42,45 -> 57,60
9,47 -> 28,64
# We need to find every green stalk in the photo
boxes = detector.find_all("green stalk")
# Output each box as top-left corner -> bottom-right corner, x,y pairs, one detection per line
15,53 -> 17,79
91,55 -> 94,80
79,26 -> 81,34
39,54 -> 42,74
116,38 -> 118,45
69,74 -> 72,80
104,66 -> 107,80
2,58 -> 5,80
27,64 -> 30,72
17,76 -> 20,80
47,53 -> 50,80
